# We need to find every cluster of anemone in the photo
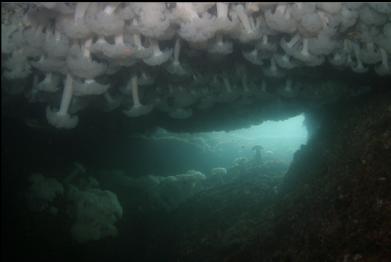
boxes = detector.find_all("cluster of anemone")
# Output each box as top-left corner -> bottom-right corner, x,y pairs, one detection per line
2,3 -> 390,129
26,169 -> 123,243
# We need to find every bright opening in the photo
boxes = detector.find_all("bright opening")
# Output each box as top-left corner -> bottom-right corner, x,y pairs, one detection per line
133,114 -> 308,177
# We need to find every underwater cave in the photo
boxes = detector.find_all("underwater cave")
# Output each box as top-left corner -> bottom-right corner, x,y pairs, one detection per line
2,2 -> 391,262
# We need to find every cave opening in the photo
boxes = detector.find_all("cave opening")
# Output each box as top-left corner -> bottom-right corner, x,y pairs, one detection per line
129,113 -> 308,178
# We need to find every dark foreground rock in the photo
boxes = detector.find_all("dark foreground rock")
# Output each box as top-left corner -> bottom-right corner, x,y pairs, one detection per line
225,89 -> 391,261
